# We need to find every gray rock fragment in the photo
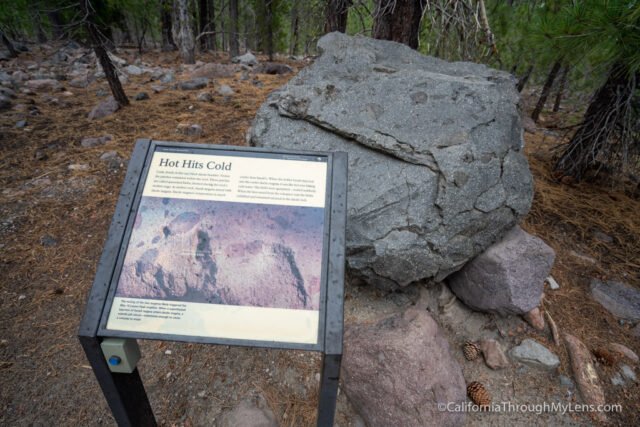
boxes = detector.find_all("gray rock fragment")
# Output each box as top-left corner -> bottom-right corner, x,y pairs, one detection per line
214,395 -> 277,427
134,92 -> 149,101
81,135 -> 113,148
510,338 -> 560,370
250,32 -> 534,288
87,96 -> 120,120
232,51 -> 258,66
591,279 -> 640,321
178,77 -> 209,90
217,84 -> 234,96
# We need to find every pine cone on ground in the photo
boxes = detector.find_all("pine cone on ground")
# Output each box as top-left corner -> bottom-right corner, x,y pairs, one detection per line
463,341 -> 480,361
593,348 -> 618,366
467,381 -> 491,410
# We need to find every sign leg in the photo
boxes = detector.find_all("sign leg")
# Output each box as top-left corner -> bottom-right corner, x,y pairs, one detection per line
79,336 -> 156,427
317,353 -> 341,427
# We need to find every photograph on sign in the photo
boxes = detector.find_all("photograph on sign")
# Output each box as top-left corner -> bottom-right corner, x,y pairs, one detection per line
105,149 -> 328,345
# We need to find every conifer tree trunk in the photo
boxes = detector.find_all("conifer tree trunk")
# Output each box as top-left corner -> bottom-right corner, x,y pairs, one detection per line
265,0 -> 274,61
552,65 -> 570,113
172,0 -> 195,64
531,59 -> 562,122
161,0 -> 176,50
229,0 -> 239,57
48,10 -> 65,40
208,0 -> 216,50
517,65 -> 533,92
289,0 -> 299,55
199,0 -> 209,50
81,0 -> 129,106
373,0 -> 426,50
325,0 -> 350,33
0,31 -> 18,58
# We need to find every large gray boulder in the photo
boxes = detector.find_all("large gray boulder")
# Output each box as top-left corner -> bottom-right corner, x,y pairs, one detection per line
342,308 -> 466,426
250,32 -> 533,289
448,226 -> 555,315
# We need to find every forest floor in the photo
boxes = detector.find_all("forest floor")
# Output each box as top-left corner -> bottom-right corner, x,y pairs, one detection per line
0,44 -> 639,427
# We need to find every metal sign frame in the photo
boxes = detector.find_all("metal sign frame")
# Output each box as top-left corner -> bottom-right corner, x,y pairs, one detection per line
78,139 -> 347,427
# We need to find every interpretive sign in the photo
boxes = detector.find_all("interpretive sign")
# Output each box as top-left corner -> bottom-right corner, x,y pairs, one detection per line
79,139 -> 347,427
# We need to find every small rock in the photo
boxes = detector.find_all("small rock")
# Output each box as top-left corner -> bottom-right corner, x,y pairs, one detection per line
523,307 -> 545,331
609,343 -> 639,363
160,72 -> 175,84
196,91 -> 213,102
215,395 -> 277,427
16,120 -> 27,128
125,65 -> 143,76
176,123 -> 203,136
40,234 -> 58,247
134,92 -> 149,101
107,52 -> 127,66
178,78 -> 209,90
0,87 -> 16,98
68,76 -> 89,88
100,151 -> 119,161
24,79 -> 62,92
197,391 -> 206,398
34,150 -> 47,161
611,372 -> 625,386
510,338 -> 560,370
217,84 -> 234,96
62,91 -> 74,97
593,230 -> 613,243
477,339 -> 510,370
165,349 -> 172,355
151,85 -> 165,93
564,334 -> 607,422
68,163 -> 89,171
0,94 -> 11,110
240,71 -> 250,81
95,89 -> 108,97
546,276 -> 560,290
620,365 -> 636,382
231,51 -> 258,66
81,135 -> 113,148
88,96 -> 120,120
591,279 -> 640,321
521,116 -> 537,133
254,62 -> 293,75
252,79 -> 264,88
18,294 -> 26,301
559,375 -> 574,389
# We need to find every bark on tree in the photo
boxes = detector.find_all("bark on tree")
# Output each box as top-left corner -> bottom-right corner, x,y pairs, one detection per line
208,0 -> 216,50
373,0 -> 426,49
516,65 -> 533,92
172,0 -> 196,64
552,65 -> 570,113
0,31 -> 18,58
289,0 -> 299,55
265,0 -> 274,61
81,0 -> 129,106
325,0 -> 351,33
47,10 -> 65,40
229,0 -> 239,57
531,59 -> 562,122
555,63 -> 635,180
161,0 -> 176,51
198,0 -> 209,50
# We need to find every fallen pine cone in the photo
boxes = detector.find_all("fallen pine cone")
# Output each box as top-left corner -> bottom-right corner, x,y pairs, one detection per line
593,348 -> 618,366
463,341 -> 480,361
467,381 -> 491,409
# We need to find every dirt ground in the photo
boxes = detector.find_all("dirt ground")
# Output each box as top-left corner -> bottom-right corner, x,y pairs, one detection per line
1,45 -> 639,426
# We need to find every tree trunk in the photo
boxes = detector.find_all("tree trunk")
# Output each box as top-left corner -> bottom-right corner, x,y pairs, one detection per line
198,0 -> 209,50
208,0 -> 216,50
289,0 -> 299,55
531,59 -> 562,122
555,63 -> 634,180
516,65 -> 533,92
172,0 -> 195,64
552,65 -> 570,113
0,31 -> 18,58
81,0 -> 129,106
325,0 -> 350,33
229,0 -> 239,57
161,0 -> 176,50
265,0 -> 274,61
372,0 -> 426,49
47,10 -> 65,40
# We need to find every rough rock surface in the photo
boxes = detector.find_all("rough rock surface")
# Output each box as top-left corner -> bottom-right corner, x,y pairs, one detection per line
478,338 -> 510,369
232,51 -> 258,66
448,226 -> 555,314
342,308 -> 466,426
87,96 -> 120,120
564,334 -> 607,422
590,279 -> 640,321
214,395 -> 277,427
510,339 -> 559,370
178,77 -> 209,90
250,32 -> 533,288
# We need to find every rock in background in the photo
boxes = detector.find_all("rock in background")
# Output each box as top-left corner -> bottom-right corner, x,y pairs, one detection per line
250,32 -> 533,289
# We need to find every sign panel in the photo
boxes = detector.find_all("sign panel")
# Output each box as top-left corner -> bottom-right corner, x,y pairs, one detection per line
102,145 -> 330,346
